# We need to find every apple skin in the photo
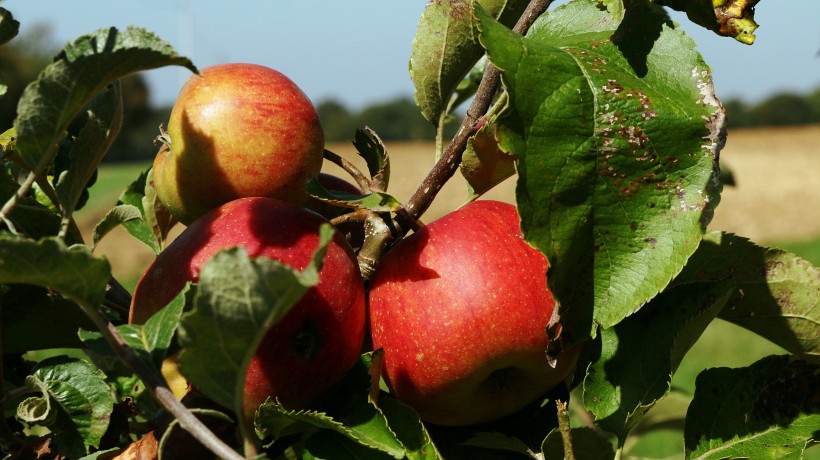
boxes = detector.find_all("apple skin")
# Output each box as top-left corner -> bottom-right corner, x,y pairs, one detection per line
154,63 -> 324,225
368,200 -> 580,426
130,197 -> 366,419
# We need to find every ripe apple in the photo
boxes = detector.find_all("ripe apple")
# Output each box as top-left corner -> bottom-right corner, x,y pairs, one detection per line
130,197 -> 366,419
368,200 -> 580,426
153,63 -> 325,225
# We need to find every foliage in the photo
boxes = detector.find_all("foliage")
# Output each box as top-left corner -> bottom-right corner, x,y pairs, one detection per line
0,1 -> 818,459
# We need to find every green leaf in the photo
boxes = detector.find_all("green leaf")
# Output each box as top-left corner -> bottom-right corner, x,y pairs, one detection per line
541,426 -> 616,460
353,127 -> 390,187
24,356 -> 116,458
0,7 -> 19,47
658,0 -> 760,45
674,232 -> 820,360
477,0 -> 725,344
460,116 -> 516,199
583,279 -> 734,441
684,355 -> 820,459
410,0 -> 528,126
79,288 -> 186,370
55,82 -> 123,217
13,26 -> 196,171
0,235 -> 110,307
91,204 -> 143,250
177,226 -> 331,415
306,176 -> 401,213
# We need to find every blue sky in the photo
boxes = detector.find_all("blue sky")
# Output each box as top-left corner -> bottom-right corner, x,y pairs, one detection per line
4,1 -> 820,108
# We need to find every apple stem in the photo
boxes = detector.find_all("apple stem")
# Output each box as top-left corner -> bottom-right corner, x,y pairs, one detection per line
358,213 -> 396,280
556,400 -> 575,460
398,0 -> 555,226
323,149 -> 372,193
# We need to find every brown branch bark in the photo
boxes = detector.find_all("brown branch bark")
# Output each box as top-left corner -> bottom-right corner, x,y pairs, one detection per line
399,0 -> 554,225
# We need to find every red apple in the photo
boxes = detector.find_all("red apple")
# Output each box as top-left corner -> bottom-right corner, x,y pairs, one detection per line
153,63 -> 324,225
130,197 -> 366,419
368,200 -> 579,426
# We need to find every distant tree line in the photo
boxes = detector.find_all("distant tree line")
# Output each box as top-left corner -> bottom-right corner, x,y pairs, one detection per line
316,98 -> 460,143
723,87 -> 820,128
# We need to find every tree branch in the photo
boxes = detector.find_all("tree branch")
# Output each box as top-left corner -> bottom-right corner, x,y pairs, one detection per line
399,0 -> 553,225
77,301 -> 244,460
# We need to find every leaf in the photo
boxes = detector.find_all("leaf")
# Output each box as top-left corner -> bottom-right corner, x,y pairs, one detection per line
177,226 -> 331,415
0,235 -> 110,307
91,204 -> 143,250
658,0 -> 760,45
353,127 -> 390,188
55,81 -> 123,217
460,116 -> 516,199
583,279 -> 734,441
13,26 -> 196,171
0,7 -> 19,47
305,176 -> 401,213
79,288 -> 186,370
674,232 -> 820,360
477,0 -> 725,344
410,0 -> 528,126
23,356 -> 116,458
541,426 -> 616,460
684,355 -> 820,459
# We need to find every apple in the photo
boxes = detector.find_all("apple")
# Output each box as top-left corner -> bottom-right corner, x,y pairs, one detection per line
130,197 -> 366,419
153,63 -> 325,225
368,200 -> 580,426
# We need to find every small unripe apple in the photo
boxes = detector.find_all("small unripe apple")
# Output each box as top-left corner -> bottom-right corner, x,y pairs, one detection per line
153,63 -> 324,225
130,197 -> 366,419
368,200 -> 579,426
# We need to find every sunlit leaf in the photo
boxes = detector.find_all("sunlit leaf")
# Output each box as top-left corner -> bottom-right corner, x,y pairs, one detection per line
477,0 -> 725,344
0,235 -> 110,307
410,0 -> 528,126
13,26 -> 196,171
684,355 -> 819,459
91,204 -> 143,250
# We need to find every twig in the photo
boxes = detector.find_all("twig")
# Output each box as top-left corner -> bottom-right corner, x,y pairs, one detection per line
77,300 -> 244,460
400,0 -> 554,224
323,149 -> 371,193
556,400 -> 575,460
